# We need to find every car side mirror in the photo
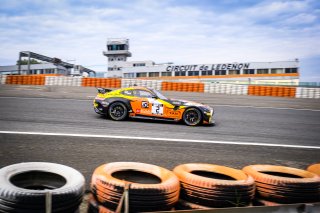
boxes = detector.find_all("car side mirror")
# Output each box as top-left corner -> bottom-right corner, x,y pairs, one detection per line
97,88 -> 106,94
151,95 -> 158,99
97,88 -> 112,94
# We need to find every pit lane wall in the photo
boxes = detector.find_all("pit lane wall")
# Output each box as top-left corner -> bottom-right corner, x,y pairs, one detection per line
0,75 -> 319,99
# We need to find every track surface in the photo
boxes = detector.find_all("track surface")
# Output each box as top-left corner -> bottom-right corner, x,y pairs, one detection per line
0,85 -> 320,191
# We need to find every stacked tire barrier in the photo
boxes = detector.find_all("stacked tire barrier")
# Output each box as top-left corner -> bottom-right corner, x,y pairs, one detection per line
248,85 -> 296,98
162,82 -> 204,92
173,164 -> 255,210
307,163 -> 320,176
296,87 -> 320,99
0,162 -> 85,213
82,78 -> 121,88
204,83 -> 248,95
1,162 -> 319,212
5,75 -> 45,85
45,76 -> 82,87
121,79 -> 162,90
243,165 -> 320,205
89,162 -> 180,212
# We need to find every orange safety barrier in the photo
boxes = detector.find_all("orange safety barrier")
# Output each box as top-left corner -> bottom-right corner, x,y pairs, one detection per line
161,82 -> 205,93
5,75 -> 45,85
81,78 -> 121,88
248,85 -> 296,98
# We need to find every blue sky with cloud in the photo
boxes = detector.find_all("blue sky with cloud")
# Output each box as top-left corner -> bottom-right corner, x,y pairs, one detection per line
0,0 -> 319,81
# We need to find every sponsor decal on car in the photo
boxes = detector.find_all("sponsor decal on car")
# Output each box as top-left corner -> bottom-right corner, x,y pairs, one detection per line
142,101 -> 149,108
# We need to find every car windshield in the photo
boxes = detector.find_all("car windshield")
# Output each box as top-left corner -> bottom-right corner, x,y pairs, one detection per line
150,89 -> 168,100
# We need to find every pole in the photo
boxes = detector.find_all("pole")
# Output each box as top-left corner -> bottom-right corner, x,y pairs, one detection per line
18,52 -> 21,75
45,191 -> 52,213
27,52 -> 31,75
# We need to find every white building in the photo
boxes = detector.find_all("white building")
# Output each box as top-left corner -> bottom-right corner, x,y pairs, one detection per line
103,38 -> 299,84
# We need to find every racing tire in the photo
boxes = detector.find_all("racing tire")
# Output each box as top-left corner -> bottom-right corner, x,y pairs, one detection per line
90,162 -> 180,212
0,162 -> 85,213
173,163 -> 255,208
243,165 -> 320,203
307,163 -> 320,176
173,164 -> 255,189
183,108 -> 202,126
107,102 -> 128,121
242,165 -> 320,187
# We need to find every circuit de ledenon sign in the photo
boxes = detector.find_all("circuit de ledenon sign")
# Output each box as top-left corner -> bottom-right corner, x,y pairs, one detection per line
166,63 -> 250,72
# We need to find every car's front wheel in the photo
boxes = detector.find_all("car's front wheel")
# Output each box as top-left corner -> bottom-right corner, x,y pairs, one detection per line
183,108 -> 202,126
108,102 -> 128,121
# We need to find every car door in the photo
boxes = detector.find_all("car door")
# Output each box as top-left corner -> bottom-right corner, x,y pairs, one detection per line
130,89 -> 153,116
131,89 -> 167,117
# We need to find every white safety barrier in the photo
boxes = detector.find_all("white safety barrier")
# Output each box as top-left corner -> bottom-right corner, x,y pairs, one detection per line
204,83 -> 248,95
45,76 -> 82,87
121,79 -> 162,90
0,75 -> 7,84
296,87 -> 320,99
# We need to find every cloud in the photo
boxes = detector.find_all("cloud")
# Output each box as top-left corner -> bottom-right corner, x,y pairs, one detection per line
0,0 -> 319,77
282,13 -> 317,25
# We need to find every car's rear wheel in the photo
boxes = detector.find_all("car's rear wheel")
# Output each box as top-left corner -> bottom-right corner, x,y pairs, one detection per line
183,108 -> 202,126
108,102 -> 128,121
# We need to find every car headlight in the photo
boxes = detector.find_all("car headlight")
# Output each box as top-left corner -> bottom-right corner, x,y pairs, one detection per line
202,107 -> 212,113
101,101 -> 109,107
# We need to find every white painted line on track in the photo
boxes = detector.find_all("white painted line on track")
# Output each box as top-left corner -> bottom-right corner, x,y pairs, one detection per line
1,131 -> 319,150
1,96 -> 319,112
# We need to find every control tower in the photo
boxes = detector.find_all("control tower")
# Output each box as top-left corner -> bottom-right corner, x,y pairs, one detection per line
103,38 -> 132,77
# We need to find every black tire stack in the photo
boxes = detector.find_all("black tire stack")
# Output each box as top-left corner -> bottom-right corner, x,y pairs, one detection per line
89,162 -> 180,212
173,163 -> 255,209
0,162 -> 85,213
243,165 -> 320,204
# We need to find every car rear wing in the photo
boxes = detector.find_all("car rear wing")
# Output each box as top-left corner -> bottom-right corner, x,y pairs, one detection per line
97,88 -> 113,94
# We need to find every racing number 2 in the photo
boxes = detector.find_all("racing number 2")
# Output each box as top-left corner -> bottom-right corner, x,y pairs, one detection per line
152,103 -> 163,115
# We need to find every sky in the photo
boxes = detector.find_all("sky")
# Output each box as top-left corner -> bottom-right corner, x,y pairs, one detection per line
0,0 -> 319,81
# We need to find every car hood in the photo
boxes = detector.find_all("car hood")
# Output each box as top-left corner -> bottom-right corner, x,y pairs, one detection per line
168,99 -> 212,109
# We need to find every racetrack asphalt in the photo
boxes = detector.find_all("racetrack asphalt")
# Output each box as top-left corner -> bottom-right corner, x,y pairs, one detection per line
0,85 -> 320,211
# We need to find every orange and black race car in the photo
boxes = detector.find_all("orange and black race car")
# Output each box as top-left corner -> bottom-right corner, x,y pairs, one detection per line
93,86 -> 214,126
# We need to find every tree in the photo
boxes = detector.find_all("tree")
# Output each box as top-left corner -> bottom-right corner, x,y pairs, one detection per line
16,59 -> 41,65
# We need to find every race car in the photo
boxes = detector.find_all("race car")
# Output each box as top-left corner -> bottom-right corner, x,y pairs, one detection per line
93,86 -> 214,126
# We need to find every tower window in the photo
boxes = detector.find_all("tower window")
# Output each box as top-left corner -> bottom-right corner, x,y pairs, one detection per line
136,72 -> 147,77
161,72 -> 172,76
271,68 -> 283,74
229,70 -> 240,75
107,44 -> 126,51
285,68 -> 297,73
257,69 -> 269,74
149,72 -> 160,77
188,71 -> 199,76
175,71 -> 186,76
215,70 -> 226,75
243,69 -> 255,74
202,71 -> 213,76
